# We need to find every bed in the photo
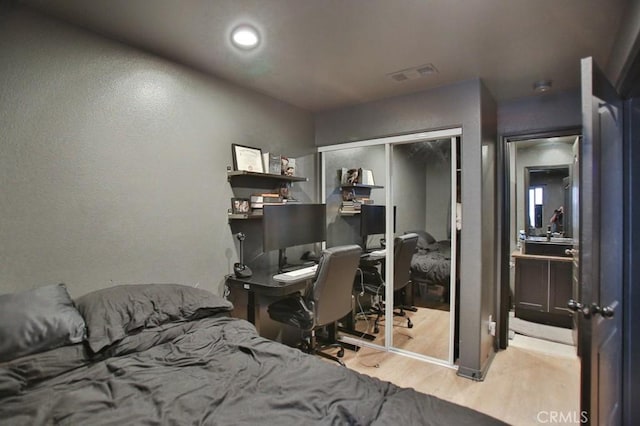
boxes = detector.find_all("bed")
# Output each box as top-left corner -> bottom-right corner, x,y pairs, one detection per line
0,283 -> 503,425
408,231 -> 453,302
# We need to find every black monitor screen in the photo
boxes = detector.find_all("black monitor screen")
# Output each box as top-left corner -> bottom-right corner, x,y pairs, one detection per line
263,204 -> 327,252
360,204 -> 396,237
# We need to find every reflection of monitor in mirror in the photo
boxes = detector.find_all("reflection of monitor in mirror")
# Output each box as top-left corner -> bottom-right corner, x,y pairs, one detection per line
360,204 -> 396,250
263,204 -> 326,272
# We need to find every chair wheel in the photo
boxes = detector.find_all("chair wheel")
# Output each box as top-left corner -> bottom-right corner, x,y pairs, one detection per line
300,338 -> 311,353
407,318 -> 413,328
337,348 -> 345,358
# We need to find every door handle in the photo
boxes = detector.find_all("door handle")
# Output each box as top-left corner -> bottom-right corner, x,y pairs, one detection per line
565,248 -> 577,255
567,299 -> 590,317
567,299 -> 615,319
590,301 -> 616,318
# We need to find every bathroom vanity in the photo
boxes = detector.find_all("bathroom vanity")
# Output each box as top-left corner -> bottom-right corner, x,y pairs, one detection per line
512,237 -> 574,328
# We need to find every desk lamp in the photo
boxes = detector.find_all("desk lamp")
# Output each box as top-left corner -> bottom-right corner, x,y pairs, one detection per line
234,232 -> 253,278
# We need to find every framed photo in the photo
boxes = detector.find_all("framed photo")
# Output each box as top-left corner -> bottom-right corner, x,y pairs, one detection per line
340,167 -> 360,185
231,198 -> 250,214
232,144 -> 264,173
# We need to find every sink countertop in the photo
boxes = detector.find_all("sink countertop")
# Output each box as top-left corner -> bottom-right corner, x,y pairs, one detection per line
511,250 -> 573,262
525,237 -> 574,245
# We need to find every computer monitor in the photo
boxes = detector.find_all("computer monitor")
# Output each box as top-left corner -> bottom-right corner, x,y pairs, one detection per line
263,203 -> 326,271
360,204 -> 396,250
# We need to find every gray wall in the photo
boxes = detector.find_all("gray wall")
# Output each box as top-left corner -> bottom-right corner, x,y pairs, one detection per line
315,79 -> 497,378
421,145 -> 451,241
498,89 -> 581,136
0,8 -> 314,297
479,82 -> 498,375
393,143 -> 428,236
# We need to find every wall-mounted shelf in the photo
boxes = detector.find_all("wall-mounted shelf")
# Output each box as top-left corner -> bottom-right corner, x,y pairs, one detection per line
340,183 -> 383,190
227,170 -> 307,183
339,182 -> 383,216
227,169 -> 307,221
227,212 -> 264,220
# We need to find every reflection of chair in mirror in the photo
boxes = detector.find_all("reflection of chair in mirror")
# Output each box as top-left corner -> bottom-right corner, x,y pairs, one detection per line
267,245 -> 362,366
357,233 -> 419,333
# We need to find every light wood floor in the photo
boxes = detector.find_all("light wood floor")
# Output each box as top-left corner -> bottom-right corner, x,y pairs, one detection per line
338,323 -> 580,425
351,305 -> 451,360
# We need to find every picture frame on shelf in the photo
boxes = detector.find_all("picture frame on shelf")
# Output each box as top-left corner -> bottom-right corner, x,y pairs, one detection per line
359,168 -> 375,185
281,157 -> 296,176
340,168 -> 360,185
231,198 -> 251,214
268,153 -> 282,174
232,144 -> 264,173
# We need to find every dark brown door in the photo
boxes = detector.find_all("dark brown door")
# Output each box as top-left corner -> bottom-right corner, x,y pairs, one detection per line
578,56 -> 623,425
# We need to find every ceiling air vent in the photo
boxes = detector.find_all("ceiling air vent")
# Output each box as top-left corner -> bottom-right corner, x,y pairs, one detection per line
391,73 -> 409,82
387,63 -> 438,82
416,64 -> 438,76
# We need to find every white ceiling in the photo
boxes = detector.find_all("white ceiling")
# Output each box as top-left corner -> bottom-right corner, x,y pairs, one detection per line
22,0 -> 630,112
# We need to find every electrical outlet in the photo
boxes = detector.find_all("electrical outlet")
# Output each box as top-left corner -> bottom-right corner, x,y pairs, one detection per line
488,314 -> 496,336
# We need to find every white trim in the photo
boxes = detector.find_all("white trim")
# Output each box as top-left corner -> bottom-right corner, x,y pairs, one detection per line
317,128 -> 462,153
389,347 -> 459,370
319,126 -> 462,367
448,136 -> 458,365
384,143 -> 393,347
320,153 -> 327,251
338,335 -> 458,370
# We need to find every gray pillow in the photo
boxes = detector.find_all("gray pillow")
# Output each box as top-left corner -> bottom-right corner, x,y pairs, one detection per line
0,283 -> 86,362
75,284 -> 233,353
406,230 -> 436,249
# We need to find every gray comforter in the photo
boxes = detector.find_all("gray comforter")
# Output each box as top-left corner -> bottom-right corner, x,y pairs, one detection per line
0,315 -> 504,425
410,240 -> 452,285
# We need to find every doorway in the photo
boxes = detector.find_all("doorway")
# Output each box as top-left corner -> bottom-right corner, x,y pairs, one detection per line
498,129 -> 582,415
501,130 -> 580,349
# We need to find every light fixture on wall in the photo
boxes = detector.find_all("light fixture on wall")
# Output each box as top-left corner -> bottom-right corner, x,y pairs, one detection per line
533,79 -> 553,93
231,25 -> 260,50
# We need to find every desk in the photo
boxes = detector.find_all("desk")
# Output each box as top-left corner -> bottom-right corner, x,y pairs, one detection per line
225,267 -> 312,343
336,252 -> 387,342
226,257 -> 394,346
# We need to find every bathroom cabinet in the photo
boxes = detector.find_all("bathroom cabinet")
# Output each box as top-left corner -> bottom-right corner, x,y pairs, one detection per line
512,248 -> 573,329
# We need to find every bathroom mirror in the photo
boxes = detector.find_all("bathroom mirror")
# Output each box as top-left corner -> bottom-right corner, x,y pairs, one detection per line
524,165 -> 571,237
512,138 -> 575,240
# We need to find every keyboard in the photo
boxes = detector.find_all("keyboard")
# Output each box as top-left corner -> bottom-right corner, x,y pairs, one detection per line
273,264 -> 318,282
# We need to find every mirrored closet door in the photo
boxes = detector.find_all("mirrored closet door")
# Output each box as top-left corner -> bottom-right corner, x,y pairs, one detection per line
319,129 -> 460,366
322,144 -> 389,348
390,138 -> 458,363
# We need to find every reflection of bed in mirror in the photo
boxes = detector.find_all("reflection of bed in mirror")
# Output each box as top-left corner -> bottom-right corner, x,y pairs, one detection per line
407,230 -> 452,304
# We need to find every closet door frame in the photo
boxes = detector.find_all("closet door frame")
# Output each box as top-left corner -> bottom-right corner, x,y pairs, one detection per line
318,127 -> 461,367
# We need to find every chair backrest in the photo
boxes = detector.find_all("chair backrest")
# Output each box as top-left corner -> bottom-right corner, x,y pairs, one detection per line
392,233 -> 419,291
311,244 -> 362,327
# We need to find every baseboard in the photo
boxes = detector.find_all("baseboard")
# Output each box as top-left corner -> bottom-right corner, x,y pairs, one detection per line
456,349 -> 496,381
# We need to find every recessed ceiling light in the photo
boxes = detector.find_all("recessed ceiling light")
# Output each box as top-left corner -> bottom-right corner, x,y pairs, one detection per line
231,25 -> 260,50
533,79 -> 552,93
